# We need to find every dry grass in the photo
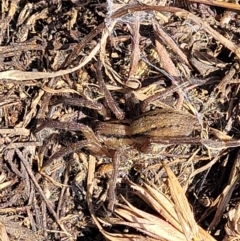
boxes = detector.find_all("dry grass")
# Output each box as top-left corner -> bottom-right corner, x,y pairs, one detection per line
0,0 -> 240,240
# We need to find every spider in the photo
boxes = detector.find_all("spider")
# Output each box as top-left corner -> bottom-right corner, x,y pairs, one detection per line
35,62 -> 200,170
34,62 -> 240,213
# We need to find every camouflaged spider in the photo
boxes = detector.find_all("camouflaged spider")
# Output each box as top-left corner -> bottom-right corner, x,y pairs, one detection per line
35,62 -> 240,171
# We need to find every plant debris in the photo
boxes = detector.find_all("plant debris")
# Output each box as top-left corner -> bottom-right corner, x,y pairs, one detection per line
0,0 -> 240,240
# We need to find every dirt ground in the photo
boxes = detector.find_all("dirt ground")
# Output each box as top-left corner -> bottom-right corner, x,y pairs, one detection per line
0,0 -> 240,240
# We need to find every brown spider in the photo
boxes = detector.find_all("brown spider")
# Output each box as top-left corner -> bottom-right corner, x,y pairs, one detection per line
35,62 -> 201,163
34,62 -> 240,213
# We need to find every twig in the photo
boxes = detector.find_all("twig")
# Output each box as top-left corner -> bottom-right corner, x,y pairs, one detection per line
15,149 -> 72,238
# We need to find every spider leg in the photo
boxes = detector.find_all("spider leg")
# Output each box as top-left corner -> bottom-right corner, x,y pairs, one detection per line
41,140 -> 112,171
35,119 -> 100,144
35,120 -> 113,171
